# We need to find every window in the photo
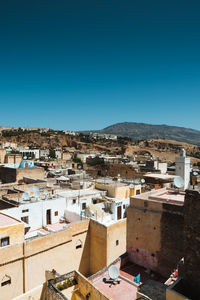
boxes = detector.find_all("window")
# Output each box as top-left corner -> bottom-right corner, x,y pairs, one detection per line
1,237 -> 9,247
21,216 -> 29,224
93,199 -> 97,204
144,201 -> 148,207
76,240 -> 82,249
123,205 -> 125,209
1,275 -> 11,286
22,209 -> 29,213
54,211 -> 58,216
73,199 -> 76,204
82,203 -> 86,210
116,240 -> 119,246
136,190 -> 140,195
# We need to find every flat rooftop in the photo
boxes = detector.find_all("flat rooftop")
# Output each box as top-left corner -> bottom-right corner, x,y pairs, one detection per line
144,173 -> 177,181
92,272 -> 137,300
91,261 -> 166,300
58,188 -> 105,198
132,188 -> 185,205
0,213 -> 21,227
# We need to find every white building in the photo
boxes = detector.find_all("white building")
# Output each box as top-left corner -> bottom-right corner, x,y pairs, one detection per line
1,188 -> 66,238
175,149 -> 191,190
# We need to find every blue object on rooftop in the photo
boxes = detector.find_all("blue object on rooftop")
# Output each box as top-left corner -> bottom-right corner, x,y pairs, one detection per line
19,160 -> 35,168
134,273 -> 140,284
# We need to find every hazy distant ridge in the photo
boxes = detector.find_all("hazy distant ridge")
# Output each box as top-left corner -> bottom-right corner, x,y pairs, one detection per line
97,122 -> 200,145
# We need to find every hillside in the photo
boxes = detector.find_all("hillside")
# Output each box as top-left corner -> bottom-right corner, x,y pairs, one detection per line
97,122 -> 200,145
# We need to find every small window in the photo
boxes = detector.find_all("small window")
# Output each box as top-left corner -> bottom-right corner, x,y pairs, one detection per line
136,190 -> 140,195
151,253 -> 155,257
144,201 -> 148,207
123,205 -> 125,209
82,203 -> 86,210
136,248 -> 139,253
1,237 -> 9,247
93,199 -> 97,204
22,209 -> 29,213
116,240 -> 119,246
76,240 -> 82,249
73,199 -> 76,204
1,276 -> 11,286
54,211 -> 58,216
21,216 -> 29,224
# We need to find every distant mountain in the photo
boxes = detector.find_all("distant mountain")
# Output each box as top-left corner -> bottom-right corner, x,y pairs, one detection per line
96,122 -> 200,145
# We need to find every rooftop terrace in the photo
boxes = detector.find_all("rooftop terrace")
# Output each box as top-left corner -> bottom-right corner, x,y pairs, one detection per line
0,212 -> 21,227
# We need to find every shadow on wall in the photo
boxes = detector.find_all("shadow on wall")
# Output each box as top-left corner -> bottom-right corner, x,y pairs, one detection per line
157,203 -> 184,277
78,229 -> 90,276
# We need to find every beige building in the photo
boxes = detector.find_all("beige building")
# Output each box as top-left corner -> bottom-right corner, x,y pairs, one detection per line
0,215 -> 126,300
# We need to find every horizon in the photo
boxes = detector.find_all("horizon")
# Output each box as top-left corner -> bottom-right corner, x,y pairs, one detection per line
1,120 -> 200,133
0,1 -> 200,131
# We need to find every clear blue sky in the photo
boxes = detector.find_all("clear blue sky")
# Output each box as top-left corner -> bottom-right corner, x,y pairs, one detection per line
0,0 -> 200,131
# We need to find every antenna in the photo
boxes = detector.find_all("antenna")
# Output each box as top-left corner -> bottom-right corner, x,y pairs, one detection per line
174,176 -> 184,189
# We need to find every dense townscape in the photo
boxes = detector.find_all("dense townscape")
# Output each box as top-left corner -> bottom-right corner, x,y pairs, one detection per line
0,127 -> 200,300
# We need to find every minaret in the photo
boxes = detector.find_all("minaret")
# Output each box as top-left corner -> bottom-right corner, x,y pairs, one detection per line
175,149 -> 191,190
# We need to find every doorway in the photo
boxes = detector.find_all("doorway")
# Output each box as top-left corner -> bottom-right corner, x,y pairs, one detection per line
117,206 -> 122,220
46,209 -> 51,225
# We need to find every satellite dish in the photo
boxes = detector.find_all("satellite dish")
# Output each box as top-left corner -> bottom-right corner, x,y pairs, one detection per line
35,191 -> 40,198
134,179 -> 140,184
129,184 -> 134,188
43,189 -> 48,196
141,179 -> 145,184
193,171 -> 198,176
174,176 -> 184,189
108,265 -> 119,280
22,192 -> 29,201
33,186 -> 39,193
24,156 -> 27,159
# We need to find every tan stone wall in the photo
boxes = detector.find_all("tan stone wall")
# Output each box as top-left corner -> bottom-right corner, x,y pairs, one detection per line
106,219 -> 126,266
89,219 -> 126,274
89,220 -> 107,274
0,243 -> 24,300
0,218 -> 126,299
127,197 -> 162,271
4,154 -> 22,164
24,220 -> 90,291
0,149 -> 6,164
16,167 -> 45,182
0,220 -> 90,299
12,284 -> 44,300
0,222 -> 24,245
73,271 -> 110,300
95,183 -> 130,199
